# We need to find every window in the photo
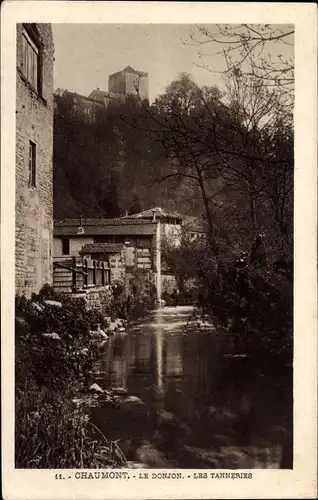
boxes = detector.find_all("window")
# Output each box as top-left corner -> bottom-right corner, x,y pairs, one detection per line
62,239 -> 70,255
125,247 -> 135,268
21,28 -> 39,91
28,141 -> 36,186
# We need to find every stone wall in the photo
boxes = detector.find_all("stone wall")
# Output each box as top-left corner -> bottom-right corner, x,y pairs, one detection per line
136,247 -> 152,269
16,24 -> 54,296
109,249 -> 125,284
72,286 -> 113,315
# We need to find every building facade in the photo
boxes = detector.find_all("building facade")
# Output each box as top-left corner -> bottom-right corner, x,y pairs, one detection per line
53,218 -> 157,272
108,66 -> 149,102
16,23 -> 54,296
54,66 -> 149,125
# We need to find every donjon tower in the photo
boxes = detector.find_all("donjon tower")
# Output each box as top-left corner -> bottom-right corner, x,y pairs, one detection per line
108,66 -> 149,102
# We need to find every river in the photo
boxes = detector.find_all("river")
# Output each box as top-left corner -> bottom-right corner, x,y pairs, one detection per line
90,306 -> 293,468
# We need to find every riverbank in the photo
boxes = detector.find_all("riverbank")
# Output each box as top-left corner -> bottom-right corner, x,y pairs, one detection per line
15,283 -> 155,469
16,287 -> 292,469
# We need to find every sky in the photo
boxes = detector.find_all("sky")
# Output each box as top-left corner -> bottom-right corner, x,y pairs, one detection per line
52,24 -> 230,101
52,24 -> 294,102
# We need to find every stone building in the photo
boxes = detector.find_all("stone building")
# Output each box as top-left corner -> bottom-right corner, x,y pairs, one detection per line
16,23 -> 54,296
53,217 -> 157,272
54,66 -> 149,125
53,217 -> 160,296
108,66 -> 149,102
54,91 -> 105,125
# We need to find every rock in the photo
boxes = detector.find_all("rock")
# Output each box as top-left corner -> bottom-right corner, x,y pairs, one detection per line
108,322 -> 116,332
126,461 -> 149,469
31,302 -> 44,312
99,340 -> 108,350
72,398 -> 82,406
183,445 -> 223,468
112,387 -> 127,395
42,332 -> 61,340
80,348 -> 89,356
122,395 -> 145,405
157,410 -> 178,425
16,316 -> 28,326
89,383 -> 104,394
117,327 -> 126,333
43,299 -> 62,308
136,441 -> 172,467
90,329 -> 108,339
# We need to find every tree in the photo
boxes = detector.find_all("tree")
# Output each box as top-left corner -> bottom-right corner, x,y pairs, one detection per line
189,24 -> 294,110
139,68 -> 293,260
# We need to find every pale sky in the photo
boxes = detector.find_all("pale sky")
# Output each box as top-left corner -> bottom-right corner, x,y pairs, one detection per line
52,24 -> 230,101
52,24 -> 294,102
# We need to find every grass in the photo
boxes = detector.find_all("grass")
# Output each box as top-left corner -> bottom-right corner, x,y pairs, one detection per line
15,384 -> 126,468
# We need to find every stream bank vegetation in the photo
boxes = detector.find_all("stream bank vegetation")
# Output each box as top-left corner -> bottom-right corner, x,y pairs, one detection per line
15,278 -> 155,468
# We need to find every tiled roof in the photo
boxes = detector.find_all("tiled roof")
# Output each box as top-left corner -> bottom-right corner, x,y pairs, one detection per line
54,218 -> 152,226
127,207 -> 183,220
109,66 -> 148,78
54,218 -> 156,237
81,243 -> 124,254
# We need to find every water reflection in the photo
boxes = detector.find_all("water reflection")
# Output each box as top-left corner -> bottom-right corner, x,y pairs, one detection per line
92,306 -> 292,468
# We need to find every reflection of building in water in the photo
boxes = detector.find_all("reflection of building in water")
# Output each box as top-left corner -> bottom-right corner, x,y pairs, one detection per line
112,357 -> 127,389
164,335 -> 183,377
109,334 -> 128,389
155,331 -> 164,392
99,338 -> 113,384
196,334 -> 218,405
131,332 -> 153,374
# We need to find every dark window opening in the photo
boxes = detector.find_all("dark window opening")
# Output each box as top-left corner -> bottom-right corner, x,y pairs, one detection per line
28,140 -> 36,187
62,239 -> 70,255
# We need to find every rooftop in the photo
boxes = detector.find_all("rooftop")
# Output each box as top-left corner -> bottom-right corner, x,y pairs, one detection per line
127,207 -> 184,220
88,89 -> 124,103
109,66 -> 148,78
54,218 -> 156,237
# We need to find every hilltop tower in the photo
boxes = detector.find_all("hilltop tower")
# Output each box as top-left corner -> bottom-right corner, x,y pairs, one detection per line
108,66 -> 149,102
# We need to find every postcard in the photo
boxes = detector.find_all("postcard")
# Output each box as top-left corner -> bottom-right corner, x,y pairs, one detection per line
1,1 -> 317,499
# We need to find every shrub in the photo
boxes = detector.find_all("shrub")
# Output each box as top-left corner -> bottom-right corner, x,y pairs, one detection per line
15,286 -> 104,391
109,270 -> 156,320
15,285 -> 127,469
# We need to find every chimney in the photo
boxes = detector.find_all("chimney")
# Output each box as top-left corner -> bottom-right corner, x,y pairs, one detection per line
77,215 -> 84,235
152,210 -> 156,223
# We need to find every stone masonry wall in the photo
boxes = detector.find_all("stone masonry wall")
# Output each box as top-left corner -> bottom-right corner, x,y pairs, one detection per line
72,286 -> 114,315
16,24 -> 54,296
109,248 -> 126,283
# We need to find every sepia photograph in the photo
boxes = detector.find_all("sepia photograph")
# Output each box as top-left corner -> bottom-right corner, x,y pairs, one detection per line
1,2 -> 317,499
15,21 -> 294,470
